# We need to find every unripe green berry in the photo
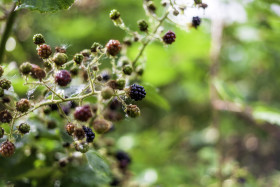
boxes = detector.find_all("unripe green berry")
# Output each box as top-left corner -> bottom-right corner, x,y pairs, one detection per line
70,66 -> 79,76
0,88 -> 4,97
125,104 -> 141,118
110,9 -> 121,20
18,123 -> 30,134
20,62 -> 33,75
93,119 -> 110,134
136,66 -> 144,76
0,127 -> 4,138
53,53 -> 68,66
173,9 -> 179,16
74,141 -> 89,153
33,34 -> 45,45
73,53 -> 84,65
123,65 -> 133,75
138,20 -> 149,32
16,99 -> 31,113
101,87 -> 114,100
91,42 -> 103,53
0,66 -> 3,77
116,79 -> 125,90
0,79 -> 11,90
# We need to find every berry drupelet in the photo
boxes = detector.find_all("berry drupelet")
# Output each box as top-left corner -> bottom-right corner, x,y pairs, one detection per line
128,84 -> 146,101
162,30 -> 176,45
55,70 -> 72,87
82,126 -> 95,143
106,40 -> 121,56
37,44 -> 52,59
0,141 -> 15,157
192,16 -> 201,28
74,105 -> 92,122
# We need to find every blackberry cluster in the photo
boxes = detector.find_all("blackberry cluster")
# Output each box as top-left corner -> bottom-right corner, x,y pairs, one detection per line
128,84 -> 146,101
192,16 -> 201,28
82,126 -> 95,143
162,30 -> 176,44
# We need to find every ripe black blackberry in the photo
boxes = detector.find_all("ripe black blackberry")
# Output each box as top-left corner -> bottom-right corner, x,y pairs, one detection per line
106,40 -> 121,56
0,79 -> 11,90
127,84 -> 146,101
0,110 -> 12,123
16,99 -> 31,113
33,34 -> 45,45
82,126 -> 95,143
162,30 -> 176,45
0,141 -> 15,157
74,105 -> 92,122
55,70 -> 72,87
192,16 -> 201,28
115,150 -> 131,169
37,44 -> 52,59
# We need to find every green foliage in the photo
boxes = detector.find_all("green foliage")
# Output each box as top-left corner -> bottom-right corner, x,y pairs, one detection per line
17,0 -> 74,12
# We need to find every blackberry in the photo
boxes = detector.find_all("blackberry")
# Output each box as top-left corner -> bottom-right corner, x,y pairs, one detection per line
81,49 -> 91,57
16,99 -> 31,113
102,72 -> 111,81
33,34 -> 45,45
31,64 -> 46,81
82,126 -> 95,143
147,1 -> 156,12
107,80 -> 118,89
93,119 -> 110,134
59,159 -> 68,167
138,20 -> 149,32
0,110 -> 12,123
173,9 -> 179,16
18,123 -> 30,134
101,87 -> 114,100
162,30 -> 176,45
66,123 -> 75,135
70,66 -> 79,76
55,70 -> 72,87
192,16 -> 201,28
49,104 -> 58,111
125,104 -> 141,118
0,66 -> 3,77
53,52 -> 68,66
73,53 -> 84,65
123,65 -> 133,75
0,141 -> 15,157
0,127 -> 4,138
37,44 -> 52,59
74,128 -> 85,140
106,40 -> 121,56
110,9 -> 121,20
128,84 -> 146,101
74,141 -> 89,153
0,88 -> 4,97
62,105 -> 70,115
115,151 -> 131,169
68,101 -> 77,109
74,105 -> 92,122
109,98 -> 122,110
0,79 -> 11,90
91,42 -> 103,53
116,79 -> 125,90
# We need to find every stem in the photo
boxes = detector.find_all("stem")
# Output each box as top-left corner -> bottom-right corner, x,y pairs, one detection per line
0,3 -> 17,64
57,104 -> 71,123
9,112 -> 17,140
42,82 -> 65,101
132,11 -> 169,67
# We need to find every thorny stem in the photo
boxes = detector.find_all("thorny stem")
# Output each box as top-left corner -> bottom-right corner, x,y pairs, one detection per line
132,11 -> 169,67
42,81 -> 65,101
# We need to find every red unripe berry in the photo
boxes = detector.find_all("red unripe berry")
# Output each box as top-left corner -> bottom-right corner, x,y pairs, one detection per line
55,70 -> 72,87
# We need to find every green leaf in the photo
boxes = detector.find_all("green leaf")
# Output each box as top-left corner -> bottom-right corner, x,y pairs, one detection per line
17,0 -> 74,12
85,150 -> 111,181
252,105 -> 280,126
14,167 -> 54,179
143,83 -> 170,111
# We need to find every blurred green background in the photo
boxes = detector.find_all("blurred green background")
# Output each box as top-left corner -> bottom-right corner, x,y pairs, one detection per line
1,0 -> 280,186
